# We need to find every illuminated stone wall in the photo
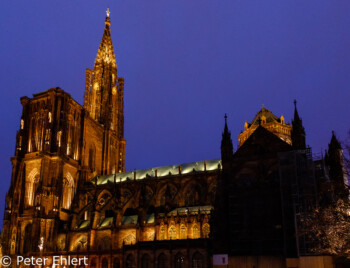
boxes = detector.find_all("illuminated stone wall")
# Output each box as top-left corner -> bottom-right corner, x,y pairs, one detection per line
238,106 -> 292,147
67,170 -> 217,251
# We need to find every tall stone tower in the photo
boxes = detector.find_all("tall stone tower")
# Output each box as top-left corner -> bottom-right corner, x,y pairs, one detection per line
83,9 -> 125,176
211,115 -> 233,254
1,11 -> 125,255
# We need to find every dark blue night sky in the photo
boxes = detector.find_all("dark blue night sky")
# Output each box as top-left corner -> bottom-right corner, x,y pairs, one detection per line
1,0 -> 350,225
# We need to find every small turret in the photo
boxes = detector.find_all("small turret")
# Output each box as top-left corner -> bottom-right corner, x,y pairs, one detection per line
291,100 -> 306,150
221,114 -> 234,169
326,131 -> 348,200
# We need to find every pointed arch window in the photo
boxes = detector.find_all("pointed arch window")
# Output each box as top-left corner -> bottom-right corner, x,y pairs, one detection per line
169,225 -> 176,240
185,185 -> 200,206
192,225 -> 200,239
159,225 -> 165,240
157,254 -> 167,268
102,258 -> 109,268
141,254 -> 151,268
62,173 -> 74,209
90,259 -> 96,268
202,223 -> 210,238
26,169 -> 39,207
180,225 -> 187,239
23,224 -> 32,254
192,252 -> 204,268
185,190 -> 194,206
126,254 -> 135,268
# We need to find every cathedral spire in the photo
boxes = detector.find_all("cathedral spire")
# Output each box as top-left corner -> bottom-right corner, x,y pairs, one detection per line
84,10 -> 122,131
83,11 -> 126,174
221,114 -> 234,168
291,100 -> 306,150
96,9 -> 116,68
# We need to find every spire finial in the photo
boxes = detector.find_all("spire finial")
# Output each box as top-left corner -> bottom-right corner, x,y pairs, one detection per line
224,113 -> 227,124
105,8 -> 111,27
294,99 -> 297,107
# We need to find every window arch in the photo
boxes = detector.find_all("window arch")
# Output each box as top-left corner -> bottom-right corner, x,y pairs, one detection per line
192,224 -> 200,239
159,225 -> 165,240
10,241 -> 15,255
62,172 -> 74,209
184,184 -> 201,206
26,168 -> 39,207
102,258 -> 108,268
185,190 -> 195,206
141,254 -> 151,268
174,252 -> 185,268
202,223 -> 210,238
192,252 -> 204,268
126,254 -> 135,268
90,258 -> 96,268
180,225 -> 187,239
169,225 -> 176,240
157,253 -> 167,268
35,194 -> 40,206
23,224 -> 32,254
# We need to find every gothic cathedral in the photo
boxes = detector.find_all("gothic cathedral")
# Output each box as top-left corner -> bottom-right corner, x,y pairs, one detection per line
1,10 -> 348,268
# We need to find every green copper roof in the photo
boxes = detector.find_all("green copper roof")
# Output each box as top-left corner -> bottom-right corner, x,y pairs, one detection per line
99,217 -> 114,229
77,220 -> 90,230
92,159 -> 221,185
167,206 -> 213,216
122,215 -> 138,225
146,213 -> 155,224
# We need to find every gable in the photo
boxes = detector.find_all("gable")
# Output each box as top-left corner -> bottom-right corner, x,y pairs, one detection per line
234,126 -> 292,158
